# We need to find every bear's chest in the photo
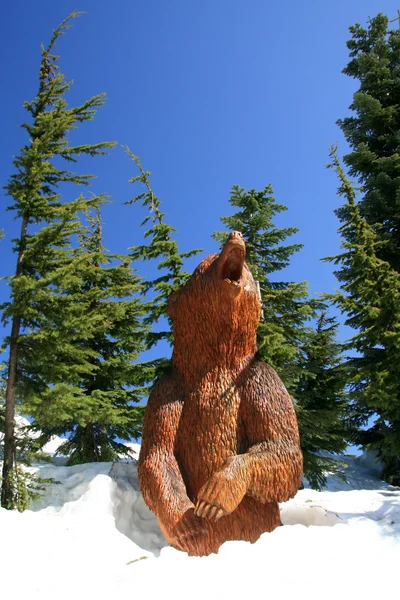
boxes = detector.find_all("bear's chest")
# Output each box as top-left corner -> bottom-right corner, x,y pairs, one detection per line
175,369 -> 247,497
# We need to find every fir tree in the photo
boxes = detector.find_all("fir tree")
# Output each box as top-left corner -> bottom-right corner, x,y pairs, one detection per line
338,13 -> 400,270
213,184 -> 318,391
213,186 -> 351,488
0,229 -> 4,438
23,208 -> 150,465
332,12 -> 400,484
125,148 -> 201,373
1,12 -> 115,508
294,311 -> 348,490
325,147 -> 400,486
0,360 -> 5,443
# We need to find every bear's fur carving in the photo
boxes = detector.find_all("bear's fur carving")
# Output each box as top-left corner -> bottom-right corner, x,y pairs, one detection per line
138,231 -> 303,556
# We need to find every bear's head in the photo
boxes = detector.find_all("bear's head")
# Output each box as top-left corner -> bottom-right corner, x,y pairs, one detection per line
168,232 -> 261,370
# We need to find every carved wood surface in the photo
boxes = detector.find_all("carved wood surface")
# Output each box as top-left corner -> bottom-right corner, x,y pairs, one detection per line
138,232 -> 303,555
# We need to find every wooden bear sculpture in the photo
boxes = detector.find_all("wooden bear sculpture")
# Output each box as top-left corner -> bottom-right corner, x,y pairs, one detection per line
138,231 -> 303,556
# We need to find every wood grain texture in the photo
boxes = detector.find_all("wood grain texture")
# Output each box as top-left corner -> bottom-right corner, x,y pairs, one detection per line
138,232 -> 303,555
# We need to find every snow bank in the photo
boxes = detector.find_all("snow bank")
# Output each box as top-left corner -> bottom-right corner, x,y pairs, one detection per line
0,450 -> 399,600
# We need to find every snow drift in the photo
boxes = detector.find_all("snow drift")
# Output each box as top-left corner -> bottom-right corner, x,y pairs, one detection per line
0,445 -> 399,600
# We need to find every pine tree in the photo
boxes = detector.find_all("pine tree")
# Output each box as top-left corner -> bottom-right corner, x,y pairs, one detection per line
338,13 -> 400,270
0,231 -> 4,436
1,11 -> 116,508
214,186 -> 351,488
294,311 -> 348,489
125,148 -> 201,373
23,207 -> 150,465
0,358 -> 5,443
213,184 -> 318,391
325,147 -> 400,486
332,12 -> 400,484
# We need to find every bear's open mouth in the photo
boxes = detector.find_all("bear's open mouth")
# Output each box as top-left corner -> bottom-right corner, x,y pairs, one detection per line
221,247 -> 245,285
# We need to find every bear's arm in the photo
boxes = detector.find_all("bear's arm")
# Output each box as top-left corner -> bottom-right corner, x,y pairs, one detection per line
138,376 -> 193,529
194,361 -> 303,520
240,361 -> 303,503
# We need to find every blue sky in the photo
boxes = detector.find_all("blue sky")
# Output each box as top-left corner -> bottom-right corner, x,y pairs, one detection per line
1,0 -> 398,357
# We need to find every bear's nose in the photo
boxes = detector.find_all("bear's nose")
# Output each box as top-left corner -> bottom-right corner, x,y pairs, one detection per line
228,231 -> 243,240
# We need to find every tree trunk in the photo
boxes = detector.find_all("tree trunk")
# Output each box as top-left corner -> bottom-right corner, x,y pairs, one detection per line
87,421 -> 101,462
1,217 -> 27,508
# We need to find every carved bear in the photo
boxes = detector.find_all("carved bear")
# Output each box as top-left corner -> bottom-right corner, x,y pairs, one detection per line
138,231 -> 303,556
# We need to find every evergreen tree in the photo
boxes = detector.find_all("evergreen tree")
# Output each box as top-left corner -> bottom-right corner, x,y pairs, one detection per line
294,311 -> 348,490
1,11 -> 115,508
0,232 -> 4,435
0,361 -> 5,442
213,184 -> 318,391
23,208 -> 150,465
332,12 -> 400,484
338,13 -> 400,270
325,147 -> 400,486
214,186 -> 351,488
125,148 -> 201,372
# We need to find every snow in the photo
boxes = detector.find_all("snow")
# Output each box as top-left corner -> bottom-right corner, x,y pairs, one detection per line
1,448 -> 399,600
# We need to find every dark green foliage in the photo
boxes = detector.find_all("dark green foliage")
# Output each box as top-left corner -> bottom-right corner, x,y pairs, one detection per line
338,13 -> 400,271
0,363 -> 5,434
214,185 -> 349,489
294,311 -> 348,489
213,184 -> 318,391
125,148 -> 202,375
0,413 -> 57,512
1,11 -> 116,508
22,208 -> 150,465
330,12 -> 400,486
0,462 -> 55,513
325,147 -> 400,486
6,15 -> 115,224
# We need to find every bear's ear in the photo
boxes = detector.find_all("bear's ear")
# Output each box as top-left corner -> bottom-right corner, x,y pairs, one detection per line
167,289 -> 181,319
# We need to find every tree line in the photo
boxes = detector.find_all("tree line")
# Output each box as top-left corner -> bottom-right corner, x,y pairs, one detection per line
1,11 -> 399,510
